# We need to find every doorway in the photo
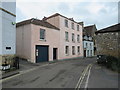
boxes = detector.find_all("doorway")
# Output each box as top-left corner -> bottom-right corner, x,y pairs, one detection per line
84,50 -> 86,57
53,48 -> 57,60
36,45 -> 49,63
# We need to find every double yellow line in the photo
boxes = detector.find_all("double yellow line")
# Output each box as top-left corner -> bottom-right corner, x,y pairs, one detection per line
75,64 -> 93,90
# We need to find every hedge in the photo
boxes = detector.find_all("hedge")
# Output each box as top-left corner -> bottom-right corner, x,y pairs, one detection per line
105,55 -> 120,73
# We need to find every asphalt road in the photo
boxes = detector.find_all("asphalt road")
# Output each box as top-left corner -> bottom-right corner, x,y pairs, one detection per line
2,57 -> 119,89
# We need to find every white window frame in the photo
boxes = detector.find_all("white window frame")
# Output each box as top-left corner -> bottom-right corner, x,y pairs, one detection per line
40,29 -> 46,40
77,35 -> 80,42
71,22 -> 74,30
78,46 -> 80,55
72,46 -> 75,55
65,19 -> 68,27
65,46 -> 69,55
72,33 -> 75,42
65,32 -> 69,41
77,25 -> 79,31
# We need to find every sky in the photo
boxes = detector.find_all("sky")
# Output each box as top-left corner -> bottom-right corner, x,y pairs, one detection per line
16,0 -> 119,30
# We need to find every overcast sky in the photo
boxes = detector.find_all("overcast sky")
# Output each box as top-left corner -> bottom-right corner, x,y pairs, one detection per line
16,0 -> 119,30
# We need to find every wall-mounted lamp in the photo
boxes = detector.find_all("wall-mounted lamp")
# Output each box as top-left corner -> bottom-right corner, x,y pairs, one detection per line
12,22 -> 16,25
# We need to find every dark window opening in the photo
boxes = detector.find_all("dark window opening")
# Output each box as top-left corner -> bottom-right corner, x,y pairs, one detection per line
6,47 -> 11,50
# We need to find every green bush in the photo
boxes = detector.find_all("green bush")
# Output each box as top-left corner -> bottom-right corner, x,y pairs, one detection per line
106,56 -> 120,73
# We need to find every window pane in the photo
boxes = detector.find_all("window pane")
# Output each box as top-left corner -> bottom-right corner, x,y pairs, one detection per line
77,25 -> 79,31
65,32 -> 69,41
65,46 -> 69,55
78,46 -> 80,54
72,33 -> 75,42
77,35 -> 80,42
40,29 -> 45,39
72,46 -> 75,55
65,19 -> 68,27
71,22 -> 74,29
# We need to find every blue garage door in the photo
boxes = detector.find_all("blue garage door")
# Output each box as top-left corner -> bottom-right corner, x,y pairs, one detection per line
36,45 -> 49,63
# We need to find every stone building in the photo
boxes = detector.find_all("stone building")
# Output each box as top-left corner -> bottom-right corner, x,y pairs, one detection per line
95,24 -> 120,59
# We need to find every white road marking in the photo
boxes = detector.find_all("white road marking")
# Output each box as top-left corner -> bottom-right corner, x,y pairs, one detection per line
75,64 -> 93,90
84,64 -> 92,89
78,65 -> 90,89
75,64 -> 91,90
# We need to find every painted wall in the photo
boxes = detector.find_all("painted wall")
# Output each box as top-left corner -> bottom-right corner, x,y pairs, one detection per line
16,24 -> 60,63
16,14 -> 84,63
1,2 -> 16,15
45,16 -> 60,28
83,41 -> 94,57
2,11 -> 16,55
46,15 -> 83,60
0,9 -> 2,55
16,24 -> 32,61
0,1 -> 16,55
31,24 -> 60,63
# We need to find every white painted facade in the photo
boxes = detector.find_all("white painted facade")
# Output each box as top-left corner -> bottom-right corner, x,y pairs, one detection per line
0,5 -> 2,55
83,36 -> 94,57
0,1 -> 16,55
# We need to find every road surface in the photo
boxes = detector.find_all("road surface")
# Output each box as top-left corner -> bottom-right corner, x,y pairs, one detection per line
2,57 -> 119,89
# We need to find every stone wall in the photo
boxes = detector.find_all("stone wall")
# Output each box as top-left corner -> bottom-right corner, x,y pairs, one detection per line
0,55 -> 15,66
96,32 -> 120,58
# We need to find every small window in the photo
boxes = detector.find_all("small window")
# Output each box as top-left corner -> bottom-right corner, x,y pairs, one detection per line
40,29 -> 45,40
86,43 -> 88,47
90,43 -> 92,47
77,35 -> 80,42
78,46 -> 80,55
65,46 -> 69,55
91,50 -> 92,56
71,22 -> 74,30
77,25 -> 79,31
72,46 -> 75,55
6,47 -> 11,50
65,19 -> 68,27
87,50 -> 89,56
65,32 -> 69,41
72,33 -> 75,42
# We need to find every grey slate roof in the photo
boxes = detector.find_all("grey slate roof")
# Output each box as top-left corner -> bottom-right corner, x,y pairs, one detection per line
16,18 -> 60,30
95,23 -> 120,34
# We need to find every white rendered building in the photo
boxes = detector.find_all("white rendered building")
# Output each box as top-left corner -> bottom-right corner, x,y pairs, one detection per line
0,1 -> 16,65
83,35 -> 94,57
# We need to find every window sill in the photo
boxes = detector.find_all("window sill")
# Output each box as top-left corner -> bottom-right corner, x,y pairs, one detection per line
78,53 -> 80,55
65,40 -> 69,42
65,26 -> 68,28
66,54 -> 69,56
39,39 -> 46,42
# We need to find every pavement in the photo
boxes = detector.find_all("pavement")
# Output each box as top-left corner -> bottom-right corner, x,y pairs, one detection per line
1,59 -> 50,80
1,57 -> 119,89
88,63 -> 119,88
